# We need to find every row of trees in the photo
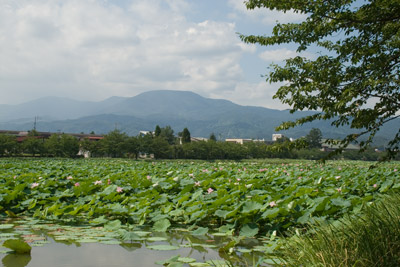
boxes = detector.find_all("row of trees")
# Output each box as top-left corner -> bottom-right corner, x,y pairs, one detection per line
0,130 -> 80,158
0,126 -> 387,161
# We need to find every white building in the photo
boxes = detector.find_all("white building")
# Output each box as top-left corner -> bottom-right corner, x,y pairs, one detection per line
272,134 -> 285,141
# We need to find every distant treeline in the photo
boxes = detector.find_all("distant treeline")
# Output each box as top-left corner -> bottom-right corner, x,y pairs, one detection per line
0,127 -> 391,161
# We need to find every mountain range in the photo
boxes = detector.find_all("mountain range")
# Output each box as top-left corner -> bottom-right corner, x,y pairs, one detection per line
0,90 -> 398,146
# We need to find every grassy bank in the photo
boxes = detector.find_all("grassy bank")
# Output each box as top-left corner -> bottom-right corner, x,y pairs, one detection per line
276,193 -> 400,266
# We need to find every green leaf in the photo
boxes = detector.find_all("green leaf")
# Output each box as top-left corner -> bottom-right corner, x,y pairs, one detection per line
147,245 -> 180,251
155,255 -> 180,265
120,231 -> 142,241
215,210 -> 230,218
239,223 -> 259,237
242,201 -> 263,214
100,185 -> 118,196
380,180 -> 393,192
330,197 -> 351,207
0,224 -> 14,229
153,218 -> 171,232
3,239 -> 32,254
90,216 -> 108,225
261,208 -> 280,219
297,211 -> 312,224
188,263 -> 210,267
191,227 -> 208,236
104,219 -> 121,230
146,237 -> 168,242
178,257 -> 196,263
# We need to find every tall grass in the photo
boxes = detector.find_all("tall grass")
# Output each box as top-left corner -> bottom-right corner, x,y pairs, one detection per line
277,193 -> 400,266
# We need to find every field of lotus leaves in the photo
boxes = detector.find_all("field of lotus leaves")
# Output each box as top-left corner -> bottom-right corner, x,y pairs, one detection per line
0,158 -> 399,265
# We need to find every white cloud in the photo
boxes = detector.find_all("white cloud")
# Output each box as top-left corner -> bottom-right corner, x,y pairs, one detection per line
228,0 -> 307,25
0,0 -> 253,104
259,48 -> 315,62
0,0 -> 295,111
209,81 -> 290,110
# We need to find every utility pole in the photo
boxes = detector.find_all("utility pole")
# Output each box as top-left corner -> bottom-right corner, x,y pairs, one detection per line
33,116 -> 39,130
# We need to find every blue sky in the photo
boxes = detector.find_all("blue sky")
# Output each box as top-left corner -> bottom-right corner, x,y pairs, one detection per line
0,0 -> 311,109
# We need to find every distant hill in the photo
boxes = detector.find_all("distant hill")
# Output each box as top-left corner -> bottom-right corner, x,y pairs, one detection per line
0,90 -> 398,146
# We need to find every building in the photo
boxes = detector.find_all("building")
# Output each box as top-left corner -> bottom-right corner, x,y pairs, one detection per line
191,137 -> 208,142
139,131 -> 154,136
272,134 -> 285,141
225,138 -> 253,145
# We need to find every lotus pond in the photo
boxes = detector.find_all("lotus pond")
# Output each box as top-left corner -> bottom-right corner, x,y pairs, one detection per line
0,158 -> 399,266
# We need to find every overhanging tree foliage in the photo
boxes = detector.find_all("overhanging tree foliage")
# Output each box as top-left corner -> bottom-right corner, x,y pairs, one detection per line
240,0 -> 400,159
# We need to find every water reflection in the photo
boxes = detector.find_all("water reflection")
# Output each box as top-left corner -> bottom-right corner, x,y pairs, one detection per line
0,220 -> 267,267
2,254 -> 31,267
26,240 -> 221,267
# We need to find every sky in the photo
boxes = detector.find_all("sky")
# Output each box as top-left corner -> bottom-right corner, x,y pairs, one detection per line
0,0 -> 310,109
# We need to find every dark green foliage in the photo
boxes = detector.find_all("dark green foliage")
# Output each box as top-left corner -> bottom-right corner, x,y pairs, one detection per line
154,125 -> 161,137
80,138 -> 102,157
209,133 -> 217,141
241,0 -> 400,160
22,137 -> 45,157
45,134 -> 79,158
152,137 -> 172,159
100,129 -> 129,157
0,134 -> 17,156
159,126 -> 175,145
181,128 -> 191,144
305,128 -> 322,149
125,136 -> 140,159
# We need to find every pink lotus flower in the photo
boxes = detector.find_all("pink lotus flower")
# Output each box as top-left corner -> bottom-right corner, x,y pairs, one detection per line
207,188 -> 214,194
337,188 -> 342,193
66,176 -> 73,180
13,176 -> 17,179
74,182 -> 80,187
31,183 -> 39,189
335,176 -> 341,179
94,180 -> 102,185
373,184 -> 377,188
116,186 -> 123,193
269,201 -> 277,207
194,181 -> 201,186
189,173 -> 194,177
107,179 -> 111,185
146,175 -> 151,180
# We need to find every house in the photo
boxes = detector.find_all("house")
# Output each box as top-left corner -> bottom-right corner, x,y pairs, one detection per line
272,134 -> 285,141
139,131 -> 154,136
225,138 -> 253,145
191,137 -> 208,142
